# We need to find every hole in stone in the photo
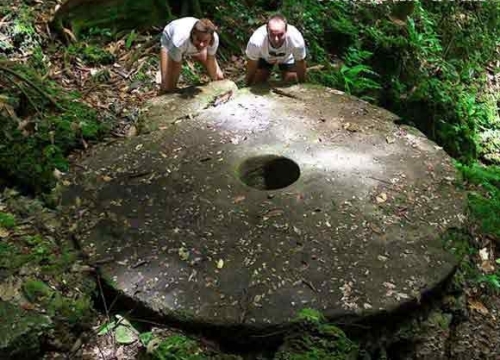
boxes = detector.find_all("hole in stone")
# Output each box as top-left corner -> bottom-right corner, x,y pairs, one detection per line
238,155 -> 300,190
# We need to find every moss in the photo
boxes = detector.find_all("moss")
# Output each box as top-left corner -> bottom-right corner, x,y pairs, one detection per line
0,211 -> 16,229
23,279 -> 54,302
277,311 -> 359,360
0,65 -> 111,193
0,301 -> 52,360
149,334 -> 204,360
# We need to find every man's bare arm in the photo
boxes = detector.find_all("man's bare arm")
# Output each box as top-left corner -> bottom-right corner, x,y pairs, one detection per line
206,55 -> 224,81
245,59 -> 259,86
160,48 -> 182,92
295,59 -> 307,83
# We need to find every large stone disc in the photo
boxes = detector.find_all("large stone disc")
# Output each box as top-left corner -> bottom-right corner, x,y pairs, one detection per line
62,82 -> 465,331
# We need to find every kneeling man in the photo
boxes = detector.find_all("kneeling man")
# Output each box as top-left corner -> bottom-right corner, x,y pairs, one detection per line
160,17 -> 224,92
245,14 -> 307,86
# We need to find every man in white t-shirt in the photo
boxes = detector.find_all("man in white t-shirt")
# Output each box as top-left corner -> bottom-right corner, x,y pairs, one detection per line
160,17 -> 224,93
245,14 -> 307,86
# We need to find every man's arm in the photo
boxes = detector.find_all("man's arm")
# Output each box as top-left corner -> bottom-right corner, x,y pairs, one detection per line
295,59 -> 307,83
206,54 -> 224,81
160,48 -> 182,92
246,59 -> 259,86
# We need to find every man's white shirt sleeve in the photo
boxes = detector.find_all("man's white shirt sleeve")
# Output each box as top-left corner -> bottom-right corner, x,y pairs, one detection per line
245,36 -> 262,61
290,27 -> 306,61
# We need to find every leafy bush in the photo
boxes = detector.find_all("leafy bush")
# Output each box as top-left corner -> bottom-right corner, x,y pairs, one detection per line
457,163 -> 500,239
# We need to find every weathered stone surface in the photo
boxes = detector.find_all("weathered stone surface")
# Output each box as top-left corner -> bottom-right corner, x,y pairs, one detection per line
62,82 -> 466,332
138,80 -> 238,134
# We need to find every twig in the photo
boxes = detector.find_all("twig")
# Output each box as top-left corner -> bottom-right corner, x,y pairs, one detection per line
0,64 -> 64,111
8,79 -> 42,116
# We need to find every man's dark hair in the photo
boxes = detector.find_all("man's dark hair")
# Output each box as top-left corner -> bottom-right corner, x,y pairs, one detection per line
266,14 -> 288,31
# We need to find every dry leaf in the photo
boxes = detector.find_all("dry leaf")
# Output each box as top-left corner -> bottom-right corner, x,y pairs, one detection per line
126,125 -> 138,137
376,193 -> 388,203
468,299 -> 489,315
216,259 -> 224,269
0,227 -> 10,238
233,195 -> 246,203
263,208 -> 284,219
102,175 -> 113,182
479,247 -> 489,261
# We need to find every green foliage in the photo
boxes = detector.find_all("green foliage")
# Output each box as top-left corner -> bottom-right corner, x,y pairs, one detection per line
23,278 -> 93,325
66,42 -> 115,66
276,322 -> 358,360
147,334 -> 203,360
125,30 -> 138,49
0,65 -> 111,193
0,212 -> 16,229
295,308 -> 325,324
457,163 -> 500,239
279,1 -> 500,162
0,5 -> 40,56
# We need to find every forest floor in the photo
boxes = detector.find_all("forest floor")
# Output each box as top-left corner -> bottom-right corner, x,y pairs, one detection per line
2,0 -> 500,359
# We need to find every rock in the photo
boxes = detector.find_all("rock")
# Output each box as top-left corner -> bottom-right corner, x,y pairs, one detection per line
61,83 -> 466,337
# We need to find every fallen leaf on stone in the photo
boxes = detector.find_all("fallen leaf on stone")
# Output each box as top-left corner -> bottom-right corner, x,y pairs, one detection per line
376,193 -> 388,203
216,259 -> 224,269
370,223 -> 383,234
263,208 -> 284,220
178,247 -> 189,261
386,136 -> 395,144
383,282 -> 396,289
377,255 -> 388,262
233,195 -> 246,203
468,299 -> 489,315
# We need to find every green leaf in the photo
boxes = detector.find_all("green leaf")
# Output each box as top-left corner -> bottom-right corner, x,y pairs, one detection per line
115,324 -> 137,344
97,320 -> 116,336
125,30 -> 136,49
139,331 -> 153,346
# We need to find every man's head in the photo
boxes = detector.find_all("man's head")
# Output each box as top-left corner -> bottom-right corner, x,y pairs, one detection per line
191,18 -> 217,51
266,14 -> 287,48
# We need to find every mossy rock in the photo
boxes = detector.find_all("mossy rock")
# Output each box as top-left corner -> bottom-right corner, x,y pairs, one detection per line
51,0 -> 172,38
0,300 -> 52,359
